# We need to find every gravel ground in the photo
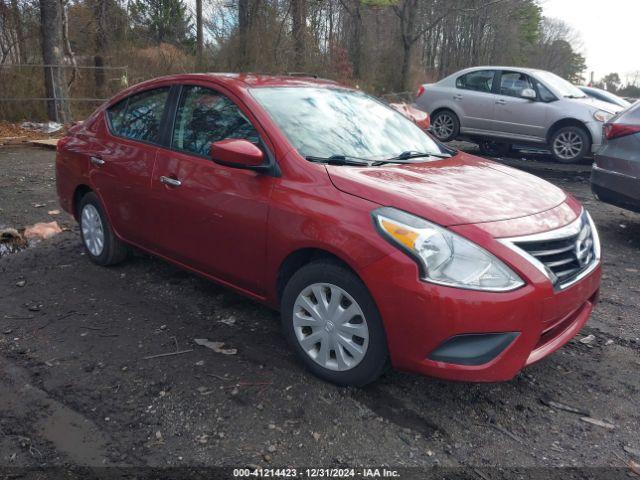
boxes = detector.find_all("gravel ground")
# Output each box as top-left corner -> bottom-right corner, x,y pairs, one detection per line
0,144 -> 639,475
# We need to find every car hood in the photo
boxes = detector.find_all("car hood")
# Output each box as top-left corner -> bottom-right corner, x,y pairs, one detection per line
326,152 -> 567,227
571,96 -> 624,114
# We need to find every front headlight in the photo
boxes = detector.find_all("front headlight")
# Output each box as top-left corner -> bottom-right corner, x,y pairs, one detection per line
373,207 -> 524,292
593,110 -> 614,122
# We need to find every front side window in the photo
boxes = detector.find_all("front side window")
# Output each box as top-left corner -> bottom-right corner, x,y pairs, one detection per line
250,87 -> 444,160
172,85 -> 259,157
499,72 -> 534,98
456,70 -> 495,93
107,87 -> 169,143
536,81 -> 556,102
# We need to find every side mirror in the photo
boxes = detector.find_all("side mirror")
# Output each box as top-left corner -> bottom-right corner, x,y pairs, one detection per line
210,139 -> 264,169
521,88 -> 537,100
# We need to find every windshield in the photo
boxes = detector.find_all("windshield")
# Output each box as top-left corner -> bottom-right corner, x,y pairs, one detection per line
535,71 -> 587,98
250,87 -> 445,161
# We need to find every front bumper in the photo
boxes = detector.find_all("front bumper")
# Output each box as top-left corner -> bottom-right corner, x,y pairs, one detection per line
585,121 -> 604,154
360,249 -> 600,382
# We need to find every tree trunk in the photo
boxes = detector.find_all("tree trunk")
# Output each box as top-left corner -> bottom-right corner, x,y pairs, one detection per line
39,0 -> 70,122
238,0 -> 250,68
291,0 -> 306,70
348,0 -> 363,78
10,0 -> 27,63
400,41 -> 412,92
196,0 -> 203,69
93,0 -> 107,98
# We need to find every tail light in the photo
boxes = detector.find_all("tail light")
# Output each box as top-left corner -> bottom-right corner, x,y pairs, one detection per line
416,85 -> 425,98
604,123 -> 640,140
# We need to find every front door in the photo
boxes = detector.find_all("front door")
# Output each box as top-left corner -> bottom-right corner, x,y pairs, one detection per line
492,71 -> 548,141
151,84 -> 274,295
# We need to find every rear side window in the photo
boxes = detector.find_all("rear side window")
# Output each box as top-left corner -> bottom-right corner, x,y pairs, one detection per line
499,72 -> 534,97
456,70 -> 495,93
172,85 -> 260,157
107,87 -> 170,143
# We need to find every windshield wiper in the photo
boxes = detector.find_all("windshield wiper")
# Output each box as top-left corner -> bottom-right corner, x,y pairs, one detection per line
305,155 -> 373,166
374,150 -> 452,165
564,95 -> 587,99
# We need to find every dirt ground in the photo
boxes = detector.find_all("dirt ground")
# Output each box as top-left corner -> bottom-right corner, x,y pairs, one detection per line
0,144 -> 639,475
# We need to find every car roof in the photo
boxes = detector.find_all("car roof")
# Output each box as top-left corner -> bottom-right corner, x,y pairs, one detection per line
450,66 -> 547,76
134,73 -> 344,90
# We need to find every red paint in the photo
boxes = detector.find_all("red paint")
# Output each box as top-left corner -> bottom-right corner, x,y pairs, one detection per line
389,103 -> 430,130
211,138 -> 264,167
56,73 -> 601,382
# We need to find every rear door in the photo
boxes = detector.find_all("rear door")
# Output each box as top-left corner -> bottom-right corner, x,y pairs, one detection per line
90,86 -> 170,247
492,71 -> 548,140
454,70 -> 498,132
150,84 -> 275,294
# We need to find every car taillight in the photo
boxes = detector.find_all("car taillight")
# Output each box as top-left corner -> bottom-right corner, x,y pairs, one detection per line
604,123 -> 640,140
416,85 -> 425,98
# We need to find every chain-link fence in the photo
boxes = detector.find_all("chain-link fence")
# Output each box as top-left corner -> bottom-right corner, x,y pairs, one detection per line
0,64 -> 129,122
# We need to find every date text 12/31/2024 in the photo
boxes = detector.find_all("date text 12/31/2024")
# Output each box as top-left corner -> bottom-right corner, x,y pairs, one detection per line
233,468 -> 401,478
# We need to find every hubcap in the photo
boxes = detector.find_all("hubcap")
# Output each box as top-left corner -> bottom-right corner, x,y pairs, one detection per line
293,283 -> 369,372
553,131 -> 583,160
432,113 -> 455,140
81,204 -> 105,257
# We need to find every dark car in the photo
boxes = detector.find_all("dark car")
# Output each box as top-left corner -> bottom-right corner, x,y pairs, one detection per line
592,102 -> 640,212
579,86 -> 631,109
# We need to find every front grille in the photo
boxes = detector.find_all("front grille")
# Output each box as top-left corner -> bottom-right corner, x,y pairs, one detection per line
512,213 -> 597,288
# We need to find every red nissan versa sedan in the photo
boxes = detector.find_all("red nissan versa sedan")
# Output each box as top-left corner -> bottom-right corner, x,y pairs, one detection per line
56,74 -> 602,386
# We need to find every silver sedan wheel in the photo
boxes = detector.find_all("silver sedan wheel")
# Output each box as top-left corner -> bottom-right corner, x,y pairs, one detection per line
553,131 -> 583,160
293,283 -> 369,372
81,204 -> 105,257
432,113 -> 455,140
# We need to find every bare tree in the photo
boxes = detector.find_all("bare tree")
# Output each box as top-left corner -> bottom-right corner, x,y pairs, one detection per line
291,0 -> 306,70
39,0 -> 70,122
92,0 -> 108,97
195,0 -> 203,69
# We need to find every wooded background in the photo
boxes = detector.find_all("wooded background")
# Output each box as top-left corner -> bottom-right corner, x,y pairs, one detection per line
0,0 -> 635,122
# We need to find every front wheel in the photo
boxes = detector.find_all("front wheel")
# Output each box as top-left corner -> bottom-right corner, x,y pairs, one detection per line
281,261 -> 388,387
550,126 -> 591,164
430,110 -> 460,142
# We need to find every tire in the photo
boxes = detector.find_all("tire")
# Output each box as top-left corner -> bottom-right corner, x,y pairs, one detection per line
78,192 -> 128,266
550,126 -> 591,164
281,260 -> 388,387
478,140 -> 512,158
430,110 -> 460,142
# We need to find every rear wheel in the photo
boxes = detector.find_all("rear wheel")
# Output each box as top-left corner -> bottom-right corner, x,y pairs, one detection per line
550,126 -> 590,163
78,192 -> 128,266
431,110 -> 460,142
281,260 -> 388,387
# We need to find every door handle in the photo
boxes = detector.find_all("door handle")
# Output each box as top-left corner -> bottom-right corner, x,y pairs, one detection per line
90,156 -> 105,166
454,94 -> 463,100
160,176 -> 182,187
495,99 -> 507,105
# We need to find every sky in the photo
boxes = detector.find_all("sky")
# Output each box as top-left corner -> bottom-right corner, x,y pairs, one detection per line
541,0 -> 640,84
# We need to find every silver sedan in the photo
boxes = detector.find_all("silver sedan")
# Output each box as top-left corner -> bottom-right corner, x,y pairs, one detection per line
414,66 -> 624,163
